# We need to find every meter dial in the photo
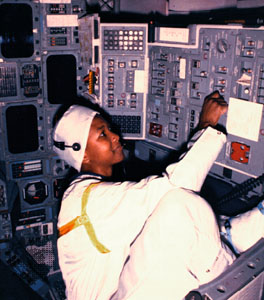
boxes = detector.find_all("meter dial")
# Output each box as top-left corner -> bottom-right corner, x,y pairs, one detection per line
24,181 -> 48,205
216,39 -> 229,53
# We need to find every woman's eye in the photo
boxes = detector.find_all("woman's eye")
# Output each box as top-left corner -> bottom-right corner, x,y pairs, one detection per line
100,131 -> 106,137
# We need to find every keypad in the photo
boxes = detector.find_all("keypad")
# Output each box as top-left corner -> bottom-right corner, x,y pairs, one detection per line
103,29 -> 144,52
111,115 -> 141,134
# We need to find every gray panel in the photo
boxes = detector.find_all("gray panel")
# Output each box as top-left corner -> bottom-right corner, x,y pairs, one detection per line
147,25 -> 264,178
40,2 -> 81,51
100,24 -> 148,138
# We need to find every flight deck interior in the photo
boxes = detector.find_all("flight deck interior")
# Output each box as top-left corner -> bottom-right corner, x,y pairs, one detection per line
0,0 -> 264,299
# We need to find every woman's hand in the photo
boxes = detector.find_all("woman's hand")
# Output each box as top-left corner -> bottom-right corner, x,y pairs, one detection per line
198,91 -> 228,130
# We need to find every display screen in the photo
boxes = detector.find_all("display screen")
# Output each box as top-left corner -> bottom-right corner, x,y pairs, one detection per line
6,105 -> 39,154
47,54 -> 77,104
0,4 -> 34,58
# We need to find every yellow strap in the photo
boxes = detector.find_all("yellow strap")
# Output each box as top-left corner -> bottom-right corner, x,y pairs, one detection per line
58,217 -> 78,237
58,182 -> 110,254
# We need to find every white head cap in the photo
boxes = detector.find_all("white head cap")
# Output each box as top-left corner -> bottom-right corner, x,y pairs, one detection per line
53,105 -> 97,172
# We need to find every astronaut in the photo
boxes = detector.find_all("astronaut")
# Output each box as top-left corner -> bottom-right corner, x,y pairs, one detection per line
53,91 -> 264,300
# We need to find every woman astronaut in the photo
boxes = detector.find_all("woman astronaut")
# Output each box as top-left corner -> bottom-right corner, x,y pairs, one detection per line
53,91 -> 264,300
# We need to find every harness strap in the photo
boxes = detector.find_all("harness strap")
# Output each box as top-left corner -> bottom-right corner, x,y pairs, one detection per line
258,202 -> 264,215
58,182 -> 110,254
222,218 -> 240,256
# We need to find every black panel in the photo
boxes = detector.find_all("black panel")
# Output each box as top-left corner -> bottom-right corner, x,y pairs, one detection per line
6,105 -> 39,154
0,4 -> 34,58
46,54 -> 77,104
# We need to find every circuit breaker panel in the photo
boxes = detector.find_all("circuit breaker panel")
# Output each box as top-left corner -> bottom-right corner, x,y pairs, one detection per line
145,25 -> 264,181
99,23 -> 148,138
83,21 -> 264,181
78,16 -> 149,139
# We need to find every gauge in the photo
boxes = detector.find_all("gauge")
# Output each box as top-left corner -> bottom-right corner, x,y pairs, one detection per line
23,181 -> 48,205
216,39 -> 229,53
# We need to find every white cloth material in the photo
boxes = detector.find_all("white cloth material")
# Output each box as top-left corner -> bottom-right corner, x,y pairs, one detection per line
53,105 -> 97,171
112,189 -> 235,300
220,205 -> 264,254
57,127 -> 227,300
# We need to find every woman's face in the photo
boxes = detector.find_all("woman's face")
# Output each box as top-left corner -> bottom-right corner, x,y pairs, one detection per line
81,115 -> 125,176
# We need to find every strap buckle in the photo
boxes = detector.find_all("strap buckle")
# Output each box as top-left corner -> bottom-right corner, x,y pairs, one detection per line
76,215 -> 89,225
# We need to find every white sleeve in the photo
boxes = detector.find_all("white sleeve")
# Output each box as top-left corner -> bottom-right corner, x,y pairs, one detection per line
166,126 -> 226,192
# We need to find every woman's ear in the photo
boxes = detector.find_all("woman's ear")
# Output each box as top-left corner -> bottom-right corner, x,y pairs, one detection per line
82,151 -> 90,165
80,151 -> 91,172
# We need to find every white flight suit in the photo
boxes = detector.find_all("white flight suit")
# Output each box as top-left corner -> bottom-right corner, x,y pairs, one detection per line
57,127 -> 264,300
112,188 -> 235,300
112,192 -> 264,300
